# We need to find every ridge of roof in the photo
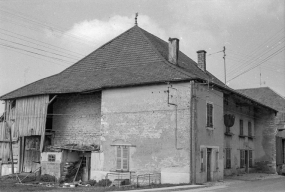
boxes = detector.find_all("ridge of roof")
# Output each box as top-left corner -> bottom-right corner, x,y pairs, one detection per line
136,26 -> 198,79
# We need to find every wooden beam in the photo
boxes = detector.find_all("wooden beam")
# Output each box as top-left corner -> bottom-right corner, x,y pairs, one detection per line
48,95 -> 57,105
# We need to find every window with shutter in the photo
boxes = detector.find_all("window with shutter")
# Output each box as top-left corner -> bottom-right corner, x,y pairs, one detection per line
116,146 -> 129,171
240,150 -> 245,168
206,103 -> 213,128
240,120 -> 244,136
249,150 -> 253,167
225,148 -> 231,169
248,122 -> 252,136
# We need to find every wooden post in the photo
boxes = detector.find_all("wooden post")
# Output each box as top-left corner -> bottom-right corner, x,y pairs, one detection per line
8,124 -> 14,174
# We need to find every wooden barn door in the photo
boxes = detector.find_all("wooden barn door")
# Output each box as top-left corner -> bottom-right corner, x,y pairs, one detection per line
23,136 -> 41,172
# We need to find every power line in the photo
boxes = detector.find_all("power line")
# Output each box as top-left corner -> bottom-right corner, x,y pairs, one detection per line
0,8 -> 97,48
0,28 -> 86,57
227,46 -> 285,82
0,38 -> 80,61
0,43 -> 73,64
227,36 -> 285,77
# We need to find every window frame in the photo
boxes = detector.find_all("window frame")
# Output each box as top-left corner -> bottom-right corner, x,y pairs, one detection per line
240,150 -> 245,168
206,102 -> 214,128
248,121 -> 252,136
249,150 -> 253,168
48,154 -> 56,162
239,119 -> 244,136
116,145 -> 129,172
225,148 -> 231,169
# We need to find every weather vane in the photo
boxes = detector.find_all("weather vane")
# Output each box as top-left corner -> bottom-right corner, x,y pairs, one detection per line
135,13 -> 138,25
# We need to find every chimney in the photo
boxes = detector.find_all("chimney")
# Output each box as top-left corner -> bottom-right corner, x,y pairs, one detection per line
168,38 -> 179,65
197,50 -> 207,71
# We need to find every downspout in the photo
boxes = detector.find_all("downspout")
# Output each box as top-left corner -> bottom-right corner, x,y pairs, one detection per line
167,86 -> 182,150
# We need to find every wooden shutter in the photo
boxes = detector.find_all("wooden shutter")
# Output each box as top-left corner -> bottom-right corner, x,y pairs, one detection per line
226,148 -> 231,169
276,137 -> 283,165
201,148 -> 207,172
209,104 -> 213,127
240,150 -> 245,168
249,150 -> 253,167
122,147 -> 129,171
213,148 -> 219,170
116,146 -> 122,170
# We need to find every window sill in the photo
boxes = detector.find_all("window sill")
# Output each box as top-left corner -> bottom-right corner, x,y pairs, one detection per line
224,132 -> 234,136
248,136 -> 255,139
206,127 -> 214,130
239,135 -> 246,138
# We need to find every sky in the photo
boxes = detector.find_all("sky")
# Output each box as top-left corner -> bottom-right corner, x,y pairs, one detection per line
0,0 -> 284,113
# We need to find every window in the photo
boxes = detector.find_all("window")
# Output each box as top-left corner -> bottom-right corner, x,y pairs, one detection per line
240,150 -> 245,168
249,150 -> 253,168
248,122 -> 252,136
225,148 -> 231,169
116,146 -> 129,171
206,103 -> 213,128
48,154 -> 56,162
240,119 -> 244,135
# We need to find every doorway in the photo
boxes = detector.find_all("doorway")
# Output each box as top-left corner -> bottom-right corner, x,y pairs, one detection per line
23,136 -> 41,172
207,148 -> 212,181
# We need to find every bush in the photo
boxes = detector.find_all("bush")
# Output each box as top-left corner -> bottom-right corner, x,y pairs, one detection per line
97,179 -> 112,187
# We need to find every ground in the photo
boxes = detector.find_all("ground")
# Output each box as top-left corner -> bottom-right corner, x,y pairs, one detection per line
0,173 -> 284,192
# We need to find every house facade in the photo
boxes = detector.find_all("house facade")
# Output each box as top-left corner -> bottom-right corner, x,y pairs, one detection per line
238,87 -> 285,175
0,25 -> 278,184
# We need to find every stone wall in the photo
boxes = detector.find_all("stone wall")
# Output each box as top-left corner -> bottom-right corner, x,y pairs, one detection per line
254,110 -> 276,173
52,93 -> 101,146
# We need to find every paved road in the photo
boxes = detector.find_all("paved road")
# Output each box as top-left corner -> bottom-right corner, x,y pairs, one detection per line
183,177 -> 285,192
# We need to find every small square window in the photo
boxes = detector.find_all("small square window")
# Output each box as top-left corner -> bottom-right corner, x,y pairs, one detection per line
48,154 -> 56,162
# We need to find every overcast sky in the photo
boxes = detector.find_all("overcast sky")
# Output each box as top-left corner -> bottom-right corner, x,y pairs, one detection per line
0,0 -> 284,113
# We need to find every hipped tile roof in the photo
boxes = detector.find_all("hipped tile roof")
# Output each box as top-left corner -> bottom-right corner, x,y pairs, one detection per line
1,26 -> 223,100
237,87 -> 285,112
0,25 -> 278,113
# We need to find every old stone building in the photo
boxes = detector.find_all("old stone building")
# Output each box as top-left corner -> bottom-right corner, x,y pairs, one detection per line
238,87 -> 285,174
0,25 -> 279,184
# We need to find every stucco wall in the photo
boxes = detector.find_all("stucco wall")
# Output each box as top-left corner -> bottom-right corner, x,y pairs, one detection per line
52,93 -> 101,146
195,84 -> 224,183
99,83 -> 192,183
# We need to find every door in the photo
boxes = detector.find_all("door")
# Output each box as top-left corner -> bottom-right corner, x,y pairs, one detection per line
207,148 -> 212,181
23,136 -> 41,172
245,150 -> 248,173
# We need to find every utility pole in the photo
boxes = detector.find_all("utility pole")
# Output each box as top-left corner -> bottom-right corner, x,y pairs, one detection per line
259,67 -> 262,87
223,46 -> 226,85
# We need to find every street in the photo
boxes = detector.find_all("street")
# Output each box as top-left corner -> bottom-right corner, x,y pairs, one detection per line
186,177 -> 285,192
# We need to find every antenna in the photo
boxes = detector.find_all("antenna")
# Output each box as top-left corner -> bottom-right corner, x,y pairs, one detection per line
135,13 -> 138,25
223,46 -> 226,85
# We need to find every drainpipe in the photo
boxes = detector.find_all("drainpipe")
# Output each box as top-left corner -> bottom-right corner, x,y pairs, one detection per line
189,81 -> 195,184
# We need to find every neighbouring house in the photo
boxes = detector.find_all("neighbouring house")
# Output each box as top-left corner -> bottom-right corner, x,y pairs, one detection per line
237,87 -> 285,174
0,25 -> 279,184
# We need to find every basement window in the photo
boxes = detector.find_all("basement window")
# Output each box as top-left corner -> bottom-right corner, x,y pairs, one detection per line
48,154 -> 56,162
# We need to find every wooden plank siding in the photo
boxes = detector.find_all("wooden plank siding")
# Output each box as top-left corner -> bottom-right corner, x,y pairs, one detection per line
0,95 -> 49,168
15,95 -> 49,137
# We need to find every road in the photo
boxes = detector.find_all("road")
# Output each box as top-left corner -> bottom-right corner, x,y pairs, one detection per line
184,177 -> 285,192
